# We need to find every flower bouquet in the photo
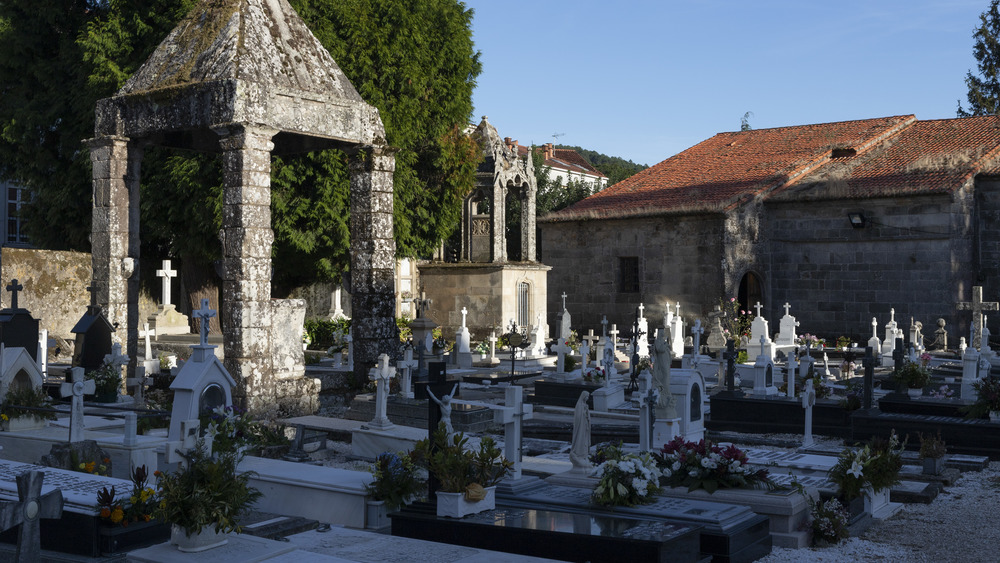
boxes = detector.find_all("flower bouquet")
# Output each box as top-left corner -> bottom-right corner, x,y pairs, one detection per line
963,376 -> 1000,419
828,431 -> 904,500
591,443 -> 661,508
810,497 -> 850,545
655,437 -> 774,493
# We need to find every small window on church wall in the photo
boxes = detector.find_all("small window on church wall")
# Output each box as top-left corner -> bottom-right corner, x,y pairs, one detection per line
199,384 -> 226,415
517,282 -> 531,328
618,257 -> 640,293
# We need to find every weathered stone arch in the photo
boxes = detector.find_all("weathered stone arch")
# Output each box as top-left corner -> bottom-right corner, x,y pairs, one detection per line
88,0 -> 396,412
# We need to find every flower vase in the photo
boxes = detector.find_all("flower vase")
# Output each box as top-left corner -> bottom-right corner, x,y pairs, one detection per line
365,499 -> 390,530
907,388 -> 922,399
990,411 -> 1000,423
435,486 -> 496,518
2,415 -> 47,432
171,524 -> 228,553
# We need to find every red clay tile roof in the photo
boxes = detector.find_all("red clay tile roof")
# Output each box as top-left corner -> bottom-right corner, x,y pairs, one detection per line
771,115 -> 1000,201
516,146 -> 606,177
541,115 -> 986,222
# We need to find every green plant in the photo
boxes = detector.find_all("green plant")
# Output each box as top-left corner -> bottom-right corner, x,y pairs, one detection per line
304,317 -> 351,350
963,376 -> 1000,418
828,431 -> 905,500
412,424 -> 513,496
918,431 -> 947,459
564,355 -> 577,372
810,497 -> 850,545
719,297 -> 752,342
155,441 -> 262,537
836,336 -> 851,349
366,451 -> 424,511
592,450 -> 661,508
97,465 -> 159,527
736,350 -> 749,364
634,356 -> 652,373
200,406 -> 290,455
396,316 -> 412,343
656,437 -> 776,493
2,386 -> 56,420
566,329 -> 581,352
892,361 -> 930,389
86,361 -> 121,398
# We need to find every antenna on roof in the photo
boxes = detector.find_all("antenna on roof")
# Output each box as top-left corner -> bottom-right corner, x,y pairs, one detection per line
552,133 -> 565,140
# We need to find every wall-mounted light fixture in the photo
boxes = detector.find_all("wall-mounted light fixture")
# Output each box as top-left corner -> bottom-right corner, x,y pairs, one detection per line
847,212 -> 866,229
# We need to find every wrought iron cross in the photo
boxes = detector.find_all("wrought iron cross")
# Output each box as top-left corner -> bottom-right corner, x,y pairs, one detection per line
5,279 -> 22,309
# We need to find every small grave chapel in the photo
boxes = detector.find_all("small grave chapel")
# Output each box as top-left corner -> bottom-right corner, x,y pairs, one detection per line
419,117 -> 550,338
87,0 -> 396,412
541,115 -> 1000,339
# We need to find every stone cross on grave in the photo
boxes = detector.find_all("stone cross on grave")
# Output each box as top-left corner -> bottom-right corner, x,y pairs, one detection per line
155,260 -> 177,307
127,365 -> 151,405
609,324 -> 620,348
582,329 -> 599,349
460,307 -> 468,328
86,284 -> 98,308
754,301 -> 763,318
192,298 -> 216,345
801,379 -> 816,448
0,470 -> 63,563
368,354 -> 396,430
397,345 -> 418,399
637,371 -> 656,452
139,322 -> 155,359
958,285 -> 999,349
488,331 -> 498,361
60,367 -> 94,443
493,385 -> 533,480
166,419 -> 212,467
6,278 -> 23,309
722,339 -> 741,395
103,343 -> 128,396
783,302 -> 791,316
691,319 -> 704,357
638,302 -> 645,320
561,292 -> 568,311
552,338 -> 571,374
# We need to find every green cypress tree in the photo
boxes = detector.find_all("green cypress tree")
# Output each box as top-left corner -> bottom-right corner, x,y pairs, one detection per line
959,0 -> 1000,117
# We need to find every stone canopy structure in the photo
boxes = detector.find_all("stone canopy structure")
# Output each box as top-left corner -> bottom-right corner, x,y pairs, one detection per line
420,117 -> 549,338
88,0 -> 396,411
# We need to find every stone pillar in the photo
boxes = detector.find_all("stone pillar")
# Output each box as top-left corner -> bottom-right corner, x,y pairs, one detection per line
492,182 -> 506,263
217,125 -> 276,411
350,146 -> 397,385
521,183 -> 536,262
88,135 -> 140,373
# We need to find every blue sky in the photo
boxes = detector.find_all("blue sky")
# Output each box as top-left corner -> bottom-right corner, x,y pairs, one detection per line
467,0 -> 987,166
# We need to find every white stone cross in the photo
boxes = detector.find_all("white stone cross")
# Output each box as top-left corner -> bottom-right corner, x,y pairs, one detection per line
488,331 -> 498,361
139,322 -> 155,359
561,292 -> 568,311
192,298 -> 216,345
103,343 -> 128,396
155,260 -> 177,307
552,338 -> 572,374
872,317 -> 878,338
754,302 -> 763,318
397,347 -> 418,399
582,329 -> 599,348
638,302 -> 645,320
579,338 -> 590,369
784,302 -> 791,316
368,354 -> 395,430
126,365 -> 151,404
675,302 -> 681,317
664,303 -> 672,329
461,307 -> 468,328
822,353 -> 832,378
60,367 -> 94,443
958,285 -> 1000,349
37,329 -> 48,375
609,324 -> 619,347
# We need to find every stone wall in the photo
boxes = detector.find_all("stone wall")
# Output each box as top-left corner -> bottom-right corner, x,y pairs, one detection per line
976,177 -> 1000,314
0,247 -> 91,339
540,214 -> 726,336
765,191 -> 972,342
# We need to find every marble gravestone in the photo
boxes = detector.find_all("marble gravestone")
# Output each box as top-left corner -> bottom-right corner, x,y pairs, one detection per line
753,341 -> 778,396
747,303 -> 774,361
0,345 -> 44,407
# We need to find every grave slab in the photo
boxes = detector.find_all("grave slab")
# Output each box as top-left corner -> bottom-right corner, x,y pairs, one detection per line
350,424 -> 428,460
391,503 -> 705,563
127,532 -> 298,562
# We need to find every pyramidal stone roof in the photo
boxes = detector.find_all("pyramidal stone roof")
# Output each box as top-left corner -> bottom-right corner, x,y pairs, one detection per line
120,0 -> 362,102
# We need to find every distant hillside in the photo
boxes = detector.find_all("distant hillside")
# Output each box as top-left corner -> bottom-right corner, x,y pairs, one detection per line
555,145 -> 648,186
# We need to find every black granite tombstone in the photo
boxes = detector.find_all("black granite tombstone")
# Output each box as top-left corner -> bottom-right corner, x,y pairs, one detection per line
71,286 -> 115,371
0,279 -> 39,362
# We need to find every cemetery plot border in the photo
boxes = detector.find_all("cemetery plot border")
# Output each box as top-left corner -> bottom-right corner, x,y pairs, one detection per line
851,411 -> 1000,458
708,394 -> 853,438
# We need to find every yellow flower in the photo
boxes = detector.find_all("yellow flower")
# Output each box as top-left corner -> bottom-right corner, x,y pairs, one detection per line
1,414 -> 8,421
110,507 -> 124,523
78,463 -> 86,470
130,495 -> 137,504
84,461 -> 96,473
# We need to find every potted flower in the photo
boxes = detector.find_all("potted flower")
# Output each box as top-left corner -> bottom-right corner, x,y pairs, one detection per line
2,386 -> 56,431
892,360 -> 930,398
918,431 -> 947,475
964,376 -> 1000,421
365,451 -> 424,529
86,361 -> 122,403
809,497 -> 850,546
412,424 -> 512,518
96,465 -> 170,553
590,442 -> 661,507
655,437 -> 775,493
828,431 -> 904,516
155,441 -> 261,552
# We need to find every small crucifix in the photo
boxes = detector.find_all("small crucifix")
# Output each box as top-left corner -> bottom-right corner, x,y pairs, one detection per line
192,298 -> 216,345
5,279 -> 23,310
754,301 -> 763,318
0,470 -> 64,563
561,292 -> 568,311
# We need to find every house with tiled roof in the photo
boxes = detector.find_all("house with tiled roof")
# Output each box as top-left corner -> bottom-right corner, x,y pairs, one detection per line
507,142 -> 608,190
539,114 -> 1000,341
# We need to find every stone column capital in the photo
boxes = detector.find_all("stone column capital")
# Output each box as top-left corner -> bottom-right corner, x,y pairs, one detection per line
213,123 -> 278,152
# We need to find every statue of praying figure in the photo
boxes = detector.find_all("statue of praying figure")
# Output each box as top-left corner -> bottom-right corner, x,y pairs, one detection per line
427,383 -> 459,436
569,391 -> 592,473
652,328 -> 677,419
931,318 -> 948,351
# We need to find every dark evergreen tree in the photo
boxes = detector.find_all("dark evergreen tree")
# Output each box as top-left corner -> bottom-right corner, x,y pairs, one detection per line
959,0 -> 1000,117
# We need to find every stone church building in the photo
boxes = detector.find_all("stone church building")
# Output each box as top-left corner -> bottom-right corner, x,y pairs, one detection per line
540,114 -> 1000,344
